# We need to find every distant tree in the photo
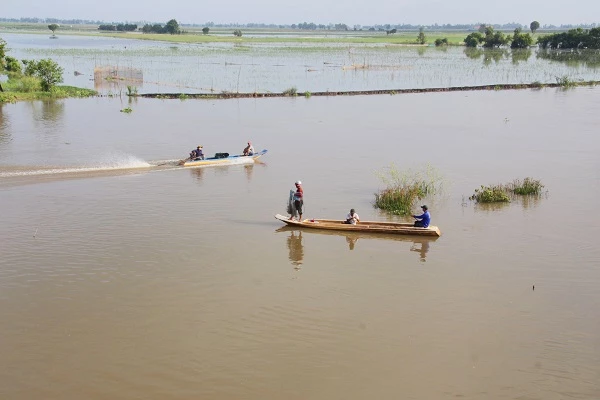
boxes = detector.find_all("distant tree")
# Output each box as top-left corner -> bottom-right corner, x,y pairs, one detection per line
530,21 -> 540,34
511,28 -> 533,48
386,28 -> 397,35
434,38 -> 448,46
417,27 -> 426,44
202,27 -> 209,35
478,24 -> 487,34
483,26 -> 509,48
22,58 -> 64,91
233,29 -> 243,37
464,32 -> 484,47
165,19 -> 180,34
48,24 -> 59,34
537,27 -> 600,49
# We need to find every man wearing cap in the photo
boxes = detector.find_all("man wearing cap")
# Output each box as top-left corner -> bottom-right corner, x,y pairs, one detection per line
289,181 -> 304,221
190,145 -> 204,160
243,141 -> 254,156
412,205 -> 430,228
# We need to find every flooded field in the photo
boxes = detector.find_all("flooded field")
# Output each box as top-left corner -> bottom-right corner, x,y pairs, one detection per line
1,84 -> 600,399
1,32 -> 599,94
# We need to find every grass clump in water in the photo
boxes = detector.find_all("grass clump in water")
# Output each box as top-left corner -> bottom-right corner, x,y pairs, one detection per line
469,184 -> 511,203
374,164 -> 444,215
509,177 -> 544,195
469,177 -> 545,203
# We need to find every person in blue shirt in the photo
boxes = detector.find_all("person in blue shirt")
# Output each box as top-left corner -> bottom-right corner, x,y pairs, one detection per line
412,205 -> 430,228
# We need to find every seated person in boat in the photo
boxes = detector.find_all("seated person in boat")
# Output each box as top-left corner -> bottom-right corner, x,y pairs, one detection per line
190,145 -> 204,160
243,141 -> 255,156
345,208 -> 360,224
412,205 -> 430,228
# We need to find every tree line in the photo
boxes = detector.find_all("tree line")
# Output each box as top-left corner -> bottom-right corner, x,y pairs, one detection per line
98,23 -> 138,32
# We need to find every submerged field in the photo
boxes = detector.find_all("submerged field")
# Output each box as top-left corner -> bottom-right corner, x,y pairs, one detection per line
2,31 -> 599,97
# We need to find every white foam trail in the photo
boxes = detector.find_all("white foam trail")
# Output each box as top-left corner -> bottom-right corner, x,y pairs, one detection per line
0,154 -> 152,178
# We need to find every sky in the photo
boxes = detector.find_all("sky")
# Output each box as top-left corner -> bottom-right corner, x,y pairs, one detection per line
3,0 -> 599,26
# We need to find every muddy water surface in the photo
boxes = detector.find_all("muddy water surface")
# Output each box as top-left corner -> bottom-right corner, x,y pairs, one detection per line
1,88 -> 600,399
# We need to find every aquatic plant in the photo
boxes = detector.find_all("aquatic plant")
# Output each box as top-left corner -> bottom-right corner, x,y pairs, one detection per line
304,91 -> 311,98
374,164 -> 444,215
126,85 -> 138,96
469,184 -> 511,203
469,177 -> 545,203
179,93 -> 189,100
508,177 -> 544,195
120,107 -> 133,113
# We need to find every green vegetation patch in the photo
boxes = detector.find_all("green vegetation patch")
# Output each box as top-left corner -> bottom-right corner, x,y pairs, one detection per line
374,164 -> 444,215
469,177 -> 545,203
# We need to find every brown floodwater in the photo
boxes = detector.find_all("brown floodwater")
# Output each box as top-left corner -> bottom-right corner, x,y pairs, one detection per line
1,88 -> 599,399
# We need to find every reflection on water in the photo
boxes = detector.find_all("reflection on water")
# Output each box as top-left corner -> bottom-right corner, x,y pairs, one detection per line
511,48 -> 532,65
189,166 -> 205,182
537,48 -> 600,69
0,104 -> 10,144
28,100 -> 65,123
410,239 -> 430,262
286,230 -> 304,267
346,235 -> 358,250
276,226 -> 438,262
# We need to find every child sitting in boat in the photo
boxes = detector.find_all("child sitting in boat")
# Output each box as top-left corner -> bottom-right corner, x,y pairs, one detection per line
345,209 -> 360,224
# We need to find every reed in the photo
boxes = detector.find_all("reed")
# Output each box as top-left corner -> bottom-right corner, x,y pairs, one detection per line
374,164 -> 443,215
509,177 -> 544,195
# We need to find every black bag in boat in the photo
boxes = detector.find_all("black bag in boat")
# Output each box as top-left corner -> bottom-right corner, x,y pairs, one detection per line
214,152 -> 229,159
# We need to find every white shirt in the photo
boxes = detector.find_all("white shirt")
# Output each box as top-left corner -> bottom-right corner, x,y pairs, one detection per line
346,212 -> 360,224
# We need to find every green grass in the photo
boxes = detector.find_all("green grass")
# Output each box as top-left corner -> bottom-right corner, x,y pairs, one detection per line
1,23 -> 468,45
0,79 -> 96,103
374,164 -> 444,215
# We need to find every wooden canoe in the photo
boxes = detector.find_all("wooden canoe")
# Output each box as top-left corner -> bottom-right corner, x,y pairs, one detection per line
274,214 -> 441,237
180,149 -> 267,167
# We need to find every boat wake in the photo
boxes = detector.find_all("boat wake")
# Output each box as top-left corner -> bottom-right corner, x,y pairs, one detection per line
0,154 -> 153,178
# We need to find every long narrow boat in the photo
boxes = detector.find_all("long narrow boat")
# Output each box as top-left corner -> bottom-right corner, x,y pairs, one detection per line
274,213 -> 441,237
179,149 -> 267,167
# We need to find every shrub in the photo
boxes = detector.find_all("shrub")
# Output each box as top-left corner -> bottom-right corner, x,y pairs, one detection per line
13,76 -> 42,92
233,29 -> 243,37
434,38 -> 448,46
283,86 -> 297,96
4,56 -> 22,74
22,58 -> 64,91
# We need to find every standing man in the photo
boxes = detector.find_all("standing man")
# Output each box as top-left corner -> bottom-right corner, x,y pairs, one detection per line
412,205 -> 430,228
289,181 -> 304,221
